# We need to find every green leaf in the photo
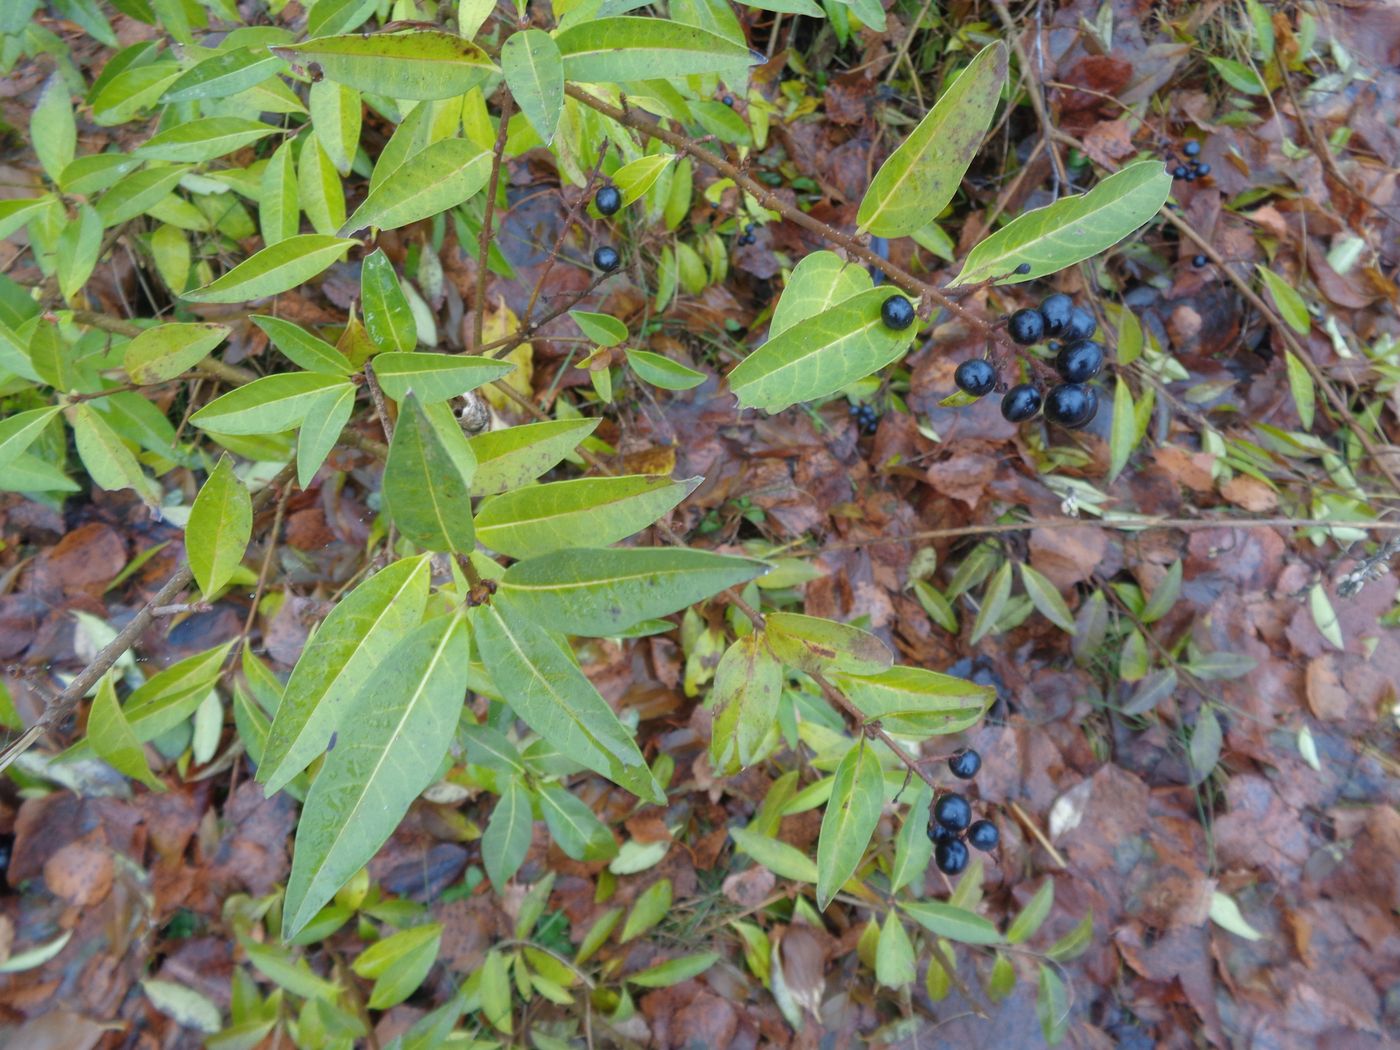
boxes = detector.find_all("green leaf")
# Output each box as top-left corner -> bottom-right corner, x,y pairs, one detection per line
709,632 -> 783,774
260,555 -> 432,794
371,352 -> 513,402
473,599 -> 665,803
141,979 -> 221,1034
498,546 -> 765,636
0,197 -> 53,240
554,18 -> 754,84
889,781 -> 933,894
183,235 -> 357,304
537,780 -> 618,861
382,392 -> 477,553
298,132 -> 345,236
190,372 -> 352,435
1019,563 -> 1077,633
341,138 -> 490,236
283,614 -> 470,936
57,202 -> 102,302
308,0 -> 379,35
88,674 -> 164,791
770,250 -> 872,339
626,951 -> 719,988
258,139 -> 299,247
611,153 -> 674,207
1283,351 -> 1316,429
468,418 -> 599,495
240,938 -> 340,1000
729,825 -> 817,883
1046,911 -> 1094,961
951,160 -> 1172,286
1107,377 -> 1136,482
624,348 -> 706,390
361,250 -> 416,350
815,741 -> 883,909
835,666 -> 991,738
67,403 -> 159,504
875,912 -> 916,988
1209,890 -> 1264,941
1036,964 -> 1069,1044
1007,878 -> 1055,944
1122,668 -> 1178,716
502,29 -> 564,144
187,455 -> 252,599
475,474 -> 697,559
1309,582 -> 1343,650
1257,266 -> 1310,335
95,165 -> 193,228
901,901 -> 1002,945
162,46 -> 283,103
483,776 -> 533,889
272,31 -> 496,100
308,80 -> 361,176
764,612 -> 893,676
251,315 -> 351,376
857,43 -> 1005,237
730,287 -> 918,412
1207,56 -> 1267,95
31,73 -> 76,184
0,407 -> 61,472
296,383 -> 356,488
1188,705 -> 1222,783
124,322 -> 229,384
135,117 -> 278,163
356,925 -> 442,1009
1140,560 -> 1182,624
620,878 -> 672,942
569,310 -> 628,346
1185,651 -> 1257,680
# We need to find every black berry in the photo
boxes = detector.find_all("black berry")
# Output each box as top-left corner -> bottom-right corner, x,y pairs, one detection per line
1044,383 -> 1096,427
954,359 -> 996,397
881,294 -> 914,330
934,793 -> 972,832
1063,307 -> 1097,343
1001,384 -> 1042,423
1065,386 -> 1099,429
967,819 -> 1000,852
745,222 -> 755,233
1014,262 -> 1031,275
948,748 -> 981,779
935,837 -> 970,876
1038,293 -> 1073,336
722,95 -> 734,106
1007,308 -> 1045,345
1195,162 -> 1210,177
1192,254 -> 1208,268
1183,139 -> 1201,157
928,821 -> 958,845
593,246 -> 620,271
1173,165 -> 1189,179
595,186 -> 621,215
1055,340 -> 1104,383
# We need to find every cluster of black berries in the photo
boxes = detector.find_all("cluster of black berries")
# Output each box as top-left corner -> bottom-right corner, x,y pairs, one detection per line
955,292 -> 1103,428
927,749 -> 999,875
591,187 -> 625,272
848,401 -> 879,435
1169,139 -> 1210,182
737,222 -> 758,247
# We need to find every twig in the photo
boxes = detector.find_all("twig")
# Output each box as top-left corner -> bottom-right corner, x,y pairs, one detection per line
987,0 -> 1068,191
362,358 -> 394,443
521,142 -> 610,326
473,88 -> 515,351
1006,800 -> 1067,869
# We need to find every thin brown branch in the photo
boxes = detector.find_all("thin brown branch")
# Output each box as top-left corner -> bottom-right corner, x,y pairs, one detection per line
522,142 -> 610,325
473,89 -> 515,351
987,0 -> 1069,190
362,359 -> 394,443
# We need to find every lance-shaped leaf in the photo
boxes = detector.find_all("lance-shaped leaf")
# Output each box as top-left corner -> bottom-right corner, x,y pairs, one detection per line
625,349 -> 706,391
31,73 -> 76,183
95,165 -> 193,228
88,673 -> 164,791
857,42 -> 1006,237
769,250 -> 872,338
835,666 -> 992,738
0,407 -> 61,472
296,383 -> 356,488
260,555 -> 431,794
709,632 -> 783,775
272,32 -> 496,100
555,17 -> 753,84
729,287 -> 917,412
467,418 -> 599,495
341,138 -> 490,236
889,781 -> 933,893
187,455 -> 252,599
483,776 -> 533,888
371,352 -> 513,403
162,46 -> 284,103
537,781 -> 618,861
134,117 -> 278,163
502,29 -> 563,144
67,403 -> 160,505
258,139 -> 299,247
283,613 -> 470,936
123,322 -> 229,384
497,547 -> 766,636
190,372 -> 352,435
764,612 -> 892,676
183,235 -> 357,304
815,741 -> 884,909
951,160 -> 1172,286
251,315 -> 352,375
472,599 -> 665,803
901,900 -> 1003,945
361,249 -> 416,350
382,393 -> 476,553
475,474 -> 698,559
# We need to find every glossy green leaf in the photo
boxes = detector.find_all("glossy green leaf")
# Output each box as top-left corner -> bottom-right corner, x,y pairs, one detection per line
502,29 -> 563,144
611,153 -> 674,207
308,0 -> 378,35
1018,563 -> 1077,633
183,235 -> 357,304
951,161 -> 1172,286
483,776 -> 533,889
554,17 -> 753,84
1007,878 -> 1055,944
857,42 -> 1006,237
258,139 -> 299,247
371,352 -> 513,402
765,611 -> 893,676
498,546 -> 765,636
901,900 -> 1002,945
96,165 -> 192,228
352,923 -> 443,1009
627,950 -> 720,988
729,287 -> 917,412
620,878 -> 671,942
88,674 -> 164,791
467,418 -> 600,495
1140,560 -> 1182,624
1046,910 -> 1094,961
815,741 -> 883,909
187,455 -> 252,599
382,392 -> 477,553
473,599 -> 665,803
1036,964 -> 1069,1044
240,938 -> 340,1000
835,666 -> 991,738
769,250 -> 871,338
1258,266 -> 1311,335
67,403 -> 160,504
190,372 -> 352,434
1107,376 -> 1136,482
56,203 -> 102,302
625,348 -> 706,390
889,781 -> 933,894
162,46 -> 283,102
283,614 -> 470,936
537,780 -> 618,861
1188,705 -> 1222,783
569,310 -> 628,346
297,132 -> 345,235
0,407 -> 61,471
135,117 -> 278,163
342,138 -> 490,236
0,198 -> 53,240
475,474 -> 698,559
124,321 -> 229,384
709,632 -> 783,775
296,383 -> 356,488
251,315 -> 352,375
308,80 -> 361,176
260,555 -> 432,794
875,912 -> 916,988
1207,56 -> 1266,94
1284,351 -> 1315,429
1122,668 -> 1178,716
272,31 -> 496,100
361,249 -> 416,350
729,825 -> 817,882
31,73 -> 76,183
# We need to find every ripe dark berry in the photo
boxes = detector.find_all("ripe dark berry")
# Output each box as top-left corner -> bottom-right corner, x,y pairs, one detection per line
954,359 -> 996,398
948,748 -> 981,779
1014,262 -> 1031,275
1007,307 -> 1044,345
1055,340 -> 1104,383
595,185 -> 621,215
934,793 -> 972,832
1192,254 -> 1208,268
722,94 -> 734,106
1195,162 -> 1210,177
745,222 -> 755,233
935,837 -> 970,876
967,819 -> 1000,852
1183,139 -> 1201,157
880,294 -> 914,330
1044,383 -> 1096,427
1001,383 -> 1042,423
1065,386 -> 1099,429
1038,293 -> 1073,336
1063,306 -> 1097,343
1173,165 -> 1189,179
593,246 -> 620,271
929,821 -> 957,845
